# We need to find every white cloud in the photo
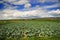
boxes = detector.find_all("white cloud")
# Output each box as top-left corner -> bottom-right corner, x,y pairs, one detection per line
39,0 -> 46,3
3,0 -> 29,5
48,9 -> 60,17
3,0 -> 16,3
0,0 -> 60,20
23,5 -> 41,11
2,0 -> 30,10
48,9 -> 60,14
38,0 -> 59,3
43,3 -> 60,8
46,0 -> 59,2
24,3 -> 31,9
0,7 -> 53,20
2,0 -> 59,10
13,0 -> 29,5
1,8 -> 60,20
1,2 -> 19,10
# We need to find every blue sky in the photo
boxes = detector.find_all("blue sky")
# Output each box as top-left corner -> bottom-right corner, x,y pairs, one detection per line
0,0 -> 60,20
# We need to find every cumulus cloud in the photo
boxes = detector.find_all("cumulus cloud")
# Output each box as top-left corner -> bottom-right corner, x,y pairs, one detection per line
2,0 -> 59,9
24,3 -> 31,9
0,0 -> 60,20
48,9 -> 60,14
0,8 -> 60,20
1,0 -> 30,9
0,7 -> 53,20
48,9 -> 60,17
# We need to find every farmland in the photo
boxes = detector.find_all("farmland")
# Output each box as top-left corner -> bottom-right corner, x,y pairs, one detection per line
0,19 -> 60,40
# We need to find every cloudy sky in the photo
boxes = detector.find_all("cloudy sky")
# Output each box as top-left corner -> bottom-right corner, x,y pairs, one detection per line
0,0 -> 60,20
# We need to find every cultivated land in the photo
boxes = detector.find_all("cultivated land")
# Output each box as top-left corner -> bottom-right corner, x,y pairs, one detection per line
0,18 -> 60,40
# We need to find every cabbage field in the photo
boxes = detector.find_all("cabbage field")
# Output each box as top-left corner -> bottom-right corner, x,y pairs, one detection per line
0,20 -> 60,40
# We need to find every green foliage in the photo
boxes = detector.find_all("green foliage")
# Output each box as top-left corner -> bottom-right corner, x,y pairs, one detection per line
0,20 -> 60,40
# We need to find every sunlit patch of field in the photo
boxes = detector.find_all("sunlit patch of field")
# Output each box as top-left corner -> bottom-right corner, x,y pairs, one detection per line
0,19 -> 60,40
